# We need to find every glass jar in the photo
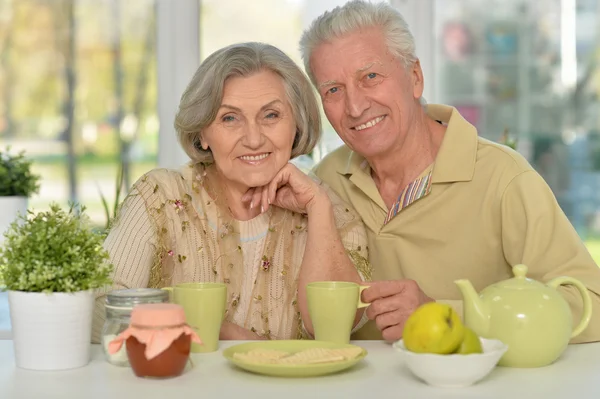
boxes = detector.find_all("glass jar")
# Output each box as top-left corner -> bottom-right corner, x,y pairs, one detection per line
119,303 -> 201,378
101,288 -> 169,366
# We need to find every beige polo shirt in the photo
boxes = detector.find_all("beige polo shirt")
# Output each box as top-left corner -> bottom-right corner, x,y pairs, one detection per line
313,104 -> 600,342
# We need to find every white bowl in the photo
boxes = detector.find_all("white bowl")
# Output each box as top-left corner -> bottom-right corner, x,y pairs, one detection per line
393,338 -> 508,388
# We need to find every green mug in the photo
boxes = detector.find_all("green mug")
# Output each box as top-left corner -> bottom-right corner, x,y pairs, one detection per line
163,282 -> 227,353
306,281 -> 369,344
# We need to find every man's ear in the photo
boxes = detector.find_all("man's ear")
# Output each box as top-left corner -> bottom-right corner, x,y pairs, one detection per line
411,59 -> 424,100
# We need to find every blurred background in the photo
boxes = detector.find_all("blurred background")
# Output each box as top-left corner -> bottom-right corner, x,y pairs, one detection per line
0,0 -> 599,261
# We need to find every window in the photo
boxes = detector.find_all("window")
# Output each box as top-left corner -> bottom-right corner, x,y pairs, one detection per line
432,0 -> 600,261
0,0 -> 158,228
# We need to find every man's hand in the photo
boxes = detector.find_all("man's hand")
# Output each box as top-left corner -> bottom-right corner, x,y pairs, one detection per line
361,280 -> 434,342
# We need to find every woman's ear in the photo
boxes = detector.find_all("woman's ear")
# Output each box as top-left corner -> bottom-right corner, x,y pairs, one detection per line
195,135 -> 209,151
194,137 -> 209,152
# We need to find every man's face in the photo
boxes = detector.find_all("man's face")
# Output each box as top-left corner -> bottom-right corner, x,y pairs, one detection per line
310,27 -> 424,160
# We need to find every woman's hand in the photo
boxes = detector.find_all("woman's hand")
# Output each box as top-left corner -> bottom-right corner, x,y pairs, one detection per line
242,163 -> 329,215
219,321 -> 266,340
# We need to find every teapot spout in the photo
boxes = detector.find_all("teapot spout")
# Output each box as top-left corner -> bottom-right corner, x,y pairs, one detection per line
454,279 -> 490,337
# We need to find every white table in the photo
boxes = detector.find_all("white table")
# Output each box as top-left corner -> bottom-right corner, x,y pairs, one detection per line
1,340 -> 599,399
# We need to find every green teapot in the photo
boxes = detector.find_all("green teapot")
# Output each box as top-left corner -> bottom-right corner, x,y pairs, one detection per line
455,264 -> 592,368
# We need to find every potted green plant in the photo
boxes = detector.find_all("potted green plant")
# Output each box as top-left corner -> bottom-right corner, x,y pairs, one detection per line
0,203 -> 113,371
0,147 -> 41,246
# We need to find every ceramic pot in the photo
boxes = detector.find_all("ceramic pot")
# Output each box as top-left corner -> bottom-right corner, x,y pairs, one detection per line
8,290 -> 94,370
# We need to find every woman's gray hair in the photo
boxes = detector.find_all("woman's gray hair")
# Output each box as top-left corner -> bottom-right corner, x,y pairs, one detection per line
175,42 -> 322,163
299,0 -> 417,85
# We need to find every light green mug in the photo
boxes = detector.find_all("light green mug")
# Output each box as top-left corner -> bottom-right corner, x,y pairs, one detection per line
306,281 -> 369,344
163,282 -> 227,353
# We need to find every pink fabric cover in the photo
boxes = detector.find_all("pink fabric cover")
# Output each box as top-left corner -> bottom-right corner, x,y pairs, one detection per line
109,325 -> 202,360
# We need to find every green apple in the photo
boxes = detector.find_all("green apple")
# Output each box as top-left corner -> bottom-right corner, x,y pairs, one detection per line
403,302 -> 465,354
454,327 -> 483,354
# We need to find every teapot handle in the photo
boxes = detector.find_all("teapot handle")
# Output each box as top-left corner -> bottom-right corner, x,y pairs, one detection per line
547,276 -> 592,338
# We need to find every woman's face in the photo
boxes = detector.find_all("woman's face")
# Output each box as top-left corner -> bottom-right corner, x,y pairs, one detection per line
201,69 -> 296,194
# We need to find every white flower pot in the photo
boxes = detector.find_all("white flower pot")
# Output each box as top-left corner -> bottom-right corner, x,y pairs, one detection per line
0,196 -> 27,247
8,290 -> 94,370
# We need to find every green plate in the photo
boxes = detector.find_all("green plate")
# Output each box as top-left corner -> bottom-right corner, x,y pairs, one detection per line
222,340 -> 367,377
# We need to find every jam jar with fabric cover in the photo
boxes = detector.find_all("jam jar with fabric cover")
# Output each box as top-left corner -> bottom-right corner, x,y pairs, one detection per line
108,303 -> 202,378
101,288 -> 170,366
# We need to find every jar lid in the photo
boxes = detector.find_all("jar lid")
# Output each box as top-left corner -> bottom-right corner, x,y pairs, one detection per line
130,303 -> 186,328
106,288 -> 169,308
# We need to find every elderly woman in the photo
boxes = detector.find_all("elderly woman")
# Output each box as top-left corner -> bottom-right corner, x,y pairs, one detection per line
92,42 -> 372,342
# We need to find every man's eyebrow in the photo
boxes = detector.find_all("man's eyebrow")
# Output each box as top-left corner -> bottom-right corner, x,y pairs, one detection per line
317,62 -> 383,89
318,80 -> 337,89
356,62 -> 382,73
357,63 -> 375,73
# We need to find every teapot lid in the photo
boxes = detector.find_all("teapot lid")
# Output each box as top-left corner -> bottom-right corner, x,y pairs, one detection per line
494,264 -> 545,290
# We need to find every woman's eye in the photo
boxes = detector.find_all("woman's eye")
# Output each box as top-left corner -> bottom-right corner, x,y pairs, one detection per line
265,112 -> 279,119
222,115 -> 235,122
327,87 -> 339,95
367,72 -> 377,79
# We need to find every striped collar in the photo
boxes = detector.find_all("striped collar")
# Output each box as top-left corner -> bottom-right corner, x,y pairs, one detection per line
334,104 -> 478,221
383,164 -> 434,224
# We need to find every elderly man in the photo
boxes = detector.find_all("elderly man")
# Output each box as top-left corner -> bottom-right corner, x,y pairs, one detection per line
300,0 -> 600,342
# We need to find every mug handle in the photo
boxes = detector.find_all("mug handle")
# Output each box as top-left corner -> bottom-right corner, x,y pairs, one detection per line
547,276 -> 592,338
357,285 -> 370,308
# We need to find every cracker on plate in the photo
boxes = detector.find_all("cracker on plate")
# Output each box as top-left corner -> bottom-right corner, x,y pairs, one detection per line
233,348 -> 290,363
278,348 -> 346,364
234,346 -> 363,365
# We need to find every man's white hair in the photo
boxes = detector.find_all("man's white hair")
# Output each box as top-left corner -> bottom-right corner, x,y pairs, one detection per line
299,0 -> 417,86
